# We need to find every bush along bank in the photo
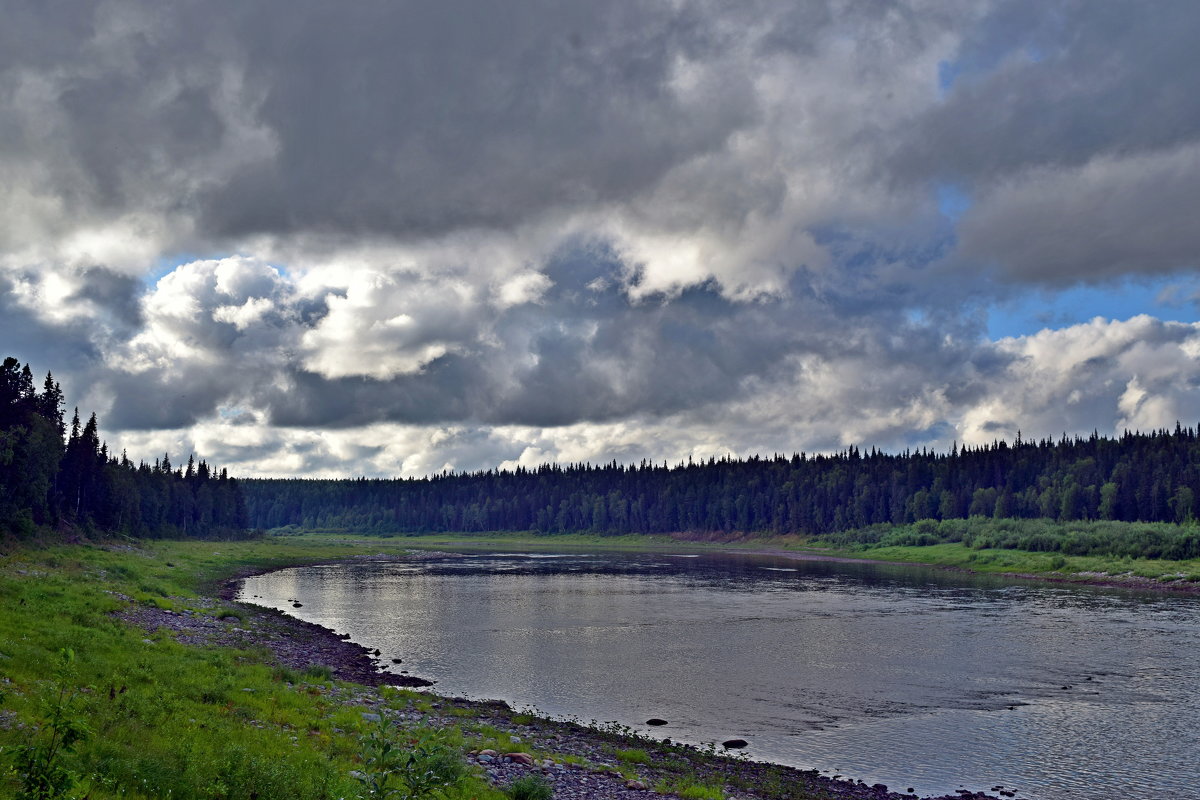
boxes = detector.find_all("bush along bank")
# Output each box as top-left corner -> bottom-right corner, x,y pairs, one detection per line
0,537 -> 1003,800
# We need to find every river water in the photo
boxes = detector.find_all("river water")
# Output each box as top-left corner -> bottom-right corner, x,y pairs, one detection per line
240,550 -> 1200,800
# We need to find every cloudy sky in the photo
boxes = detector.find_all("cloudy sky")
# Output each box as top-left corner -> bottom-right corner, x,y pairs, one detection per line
3,0 -> 1200,477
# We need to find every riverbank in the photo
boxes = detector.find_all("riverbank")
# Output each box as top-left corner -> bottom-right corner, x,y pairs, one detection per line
0,536 -> 1008,800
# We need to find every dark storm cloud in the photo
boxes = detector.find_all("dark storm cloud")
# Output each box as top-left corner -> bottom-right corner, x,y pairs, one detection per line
954,145 -> 1200,283
896,0 -> 1200,182
209,3 -> 768,240
0,0 -> 765,242
70,267 -> 143,330
892,0 -> 1200,283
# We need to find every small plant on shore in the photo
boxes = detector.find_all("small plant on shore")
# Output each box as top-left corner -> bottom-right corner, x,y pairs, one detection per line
656,777 -> 725,800
6,648 -> 91,800
504,773 -> 553,800
614,747 -> 650,765
354,719 -> 465,800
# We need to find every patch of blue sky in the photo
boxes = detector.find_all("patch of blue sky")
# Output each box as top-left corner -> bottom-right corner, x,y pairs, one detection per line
935,183 -> 970,222
986,275 -> 1200,340
936,59 -> 963,95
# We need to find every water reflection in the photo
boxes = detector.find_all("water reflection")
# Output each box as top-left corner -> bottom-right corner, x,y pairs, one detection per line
241,550 -> 1200,800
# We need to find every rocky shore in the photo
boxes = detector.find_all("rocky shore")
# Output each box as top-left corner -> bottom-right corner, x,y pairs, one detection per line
117,559 -> 1009,800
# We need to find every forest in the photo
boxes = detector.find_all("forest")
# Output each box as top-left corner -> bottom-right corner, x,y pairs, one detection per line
0,356 -> 248,539
244,427 -> 1200,559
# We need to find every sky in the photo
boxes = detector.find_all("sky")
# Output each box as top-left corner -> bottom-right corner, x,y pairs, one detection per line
3,0 -> 1200,478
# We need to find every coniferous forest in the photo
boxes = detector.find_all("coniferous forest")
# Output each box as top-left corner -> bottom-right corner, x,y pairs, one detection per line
244,427 -> 1200,559
0,356 -> 248,539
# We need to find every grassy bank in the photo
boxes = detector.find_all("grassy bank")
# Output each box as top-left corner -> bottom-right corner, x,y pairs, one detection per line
0,536 -> 489,800
786,518 -> 1200,586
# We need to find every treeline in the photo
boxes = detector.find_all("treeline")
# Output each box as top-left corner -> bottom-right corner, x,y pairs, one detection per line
244,426 -> 1200,548
0,356 -> 248,539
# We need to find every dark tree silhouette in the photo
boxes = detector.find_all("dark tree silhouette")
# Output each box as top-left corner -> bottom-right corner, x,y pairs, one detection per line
0,356 -> 248,539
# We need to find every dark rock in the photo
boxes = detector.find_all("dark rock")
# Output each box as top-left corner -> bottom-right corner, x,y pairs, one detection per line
646,718 -> 668,726
390,675 -> 433,687
721,738 -> 748,749
391,658 -> 403,664
292,602 -> 302,608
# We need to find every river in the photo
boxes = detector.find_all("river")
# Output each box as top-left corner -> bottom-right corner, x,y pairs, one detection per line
239,549 -> 1200,800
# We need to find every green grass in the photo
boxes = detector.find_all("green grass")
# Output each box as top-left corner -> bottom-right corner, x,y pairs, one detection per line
0,537 -> 504,800
657,777 -> 726,800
